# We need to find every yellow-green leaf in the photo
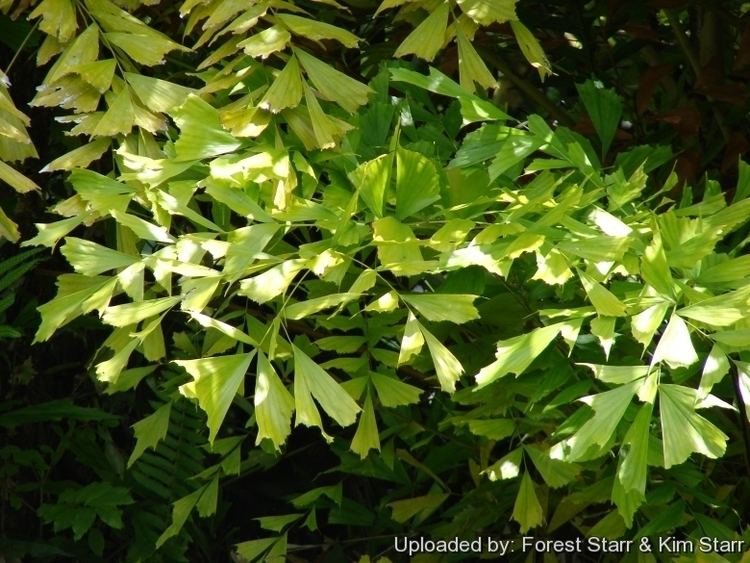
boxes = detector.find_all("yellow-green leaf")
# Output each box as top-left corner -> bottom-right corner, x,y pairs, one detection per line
512,472 -> 544,532
398,312 -> 424,366
0,160 -> 40,193
254,351 -> 294,450
578,270 -> 627,317
176,352 -> 254,443
651,314 -> 698,369
276,13 -> 360,48
238,25 -> 291,59
127,402 -> 171,467
41,138 -> 110,172
659,384 -> 728,468
402,293 -> 479,324
61,237 -> 138,275
422,325 -> 464,393
238,259 -> 307,304
370,372 -> 422,407
393,3 -> 449,62
259,56 -> 303,113
456,24 -> 497,91
105,31 -> 182,66
350,391 -> 380,458
293,345 -> 361,428
102,296 -> 180,327
558,380 -> 640,461
475,323 -> 563,387
456,0 -> 517,25
125,72 -> 195,113
510,20 -> 551,80
29,0 -> 77,42
295,49 -> 371,113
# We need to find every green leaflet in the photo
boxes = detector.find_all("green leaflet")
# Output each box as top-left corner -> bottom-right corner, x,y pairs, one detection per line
576,79 -> 623,157
292,345 -> 361,428
102,296 -> 180,327
35,276 -> 118,342
239,26 -> 291,59
467,419 -> 514,440
387,493 -> 448,524
350,391 -> 380,458
259,56 -> 303,114
512,472 -> 544,532
422,325 -> 464,393
238,259 -> 308,304
393,3 -> 449,62
510,20 -> 551,80
659,384 -> 727,468
475,322 -> 565,387
295,49 -> 371,114
350,153 -> 392,217
390,66 -> 509,122
156,478 -> 218,548
484,448 -> 523,481
699,344 -> 730,395
678,286 -> 750,327
176,352 -> 255,443
371,216 -> 425,275
275,14 -> 360,48
395,147 -> 441,220
457,0 -> 517,25
254,351 -> 294,451
402,293 -> 479,324
127,402 -> 171,468
370,372 -> 422,407
651,314 -> 698,369
578,270 -> 627,317
613,402 -> 652,524
171,94 -> 242,161
641,230 -> 674,297
556,380 -> 640,462
524,446 -> 580,488
61,237 -> 138,275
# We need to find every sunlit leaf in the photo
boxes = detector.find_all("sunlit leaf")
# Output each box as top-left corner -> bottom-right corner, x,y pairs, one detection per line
171,94 -> 242,160
557,380 -> 640,461
295,49 -> 371,113
176,352 -> 255,443
259,56 -> 303,114
475,323 -> 563,387
510,20 -> 551,80
276,13 -> 360,48
402,293 -> 478,324
255,351 -> 294,450
651,314 -> 698,369
456,0 -> 517,25
659,384 -> 727,468
422,325 -> 464,393
293,345 -> 361,428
